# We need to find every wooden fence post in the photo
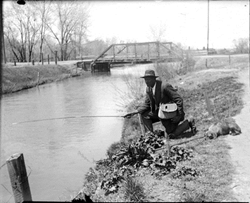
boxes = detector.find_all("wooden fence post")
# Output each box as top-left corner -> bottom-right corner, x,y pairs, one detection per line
48,54 -> 50,64
32,60 -> 35,65
134,43 -> 137,61
37,72 -> 40,86
229,54 -> 231,64
6,153 -> 32,203
55,51 -> 57,65
41,53 -> 44,65
14,60 -> 16,66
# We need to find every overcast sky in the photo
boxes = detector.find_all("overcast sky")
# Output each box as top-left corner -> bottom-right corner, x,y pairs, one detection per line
3,0 -> 249,49
87,0 -> 249,49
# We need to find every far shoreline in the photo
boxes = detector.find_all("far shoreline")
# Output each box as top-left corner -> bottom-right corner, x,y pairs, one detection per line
1,62 -> 83,95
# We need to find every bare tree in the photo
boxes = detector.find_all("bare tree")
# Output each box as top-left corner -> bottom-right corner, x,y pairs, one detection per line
23,5 -> 40,62
233,38 -> 249,54
4,3 -> 27,62
105,37 -> 118,46
72,11 -> 89,59
85,39 -> 107,56
46,1 -> 89,61
31,1 -> 52,62
4,2 -> 41,62
3,1 -> 89,62
148,22 -> 167,42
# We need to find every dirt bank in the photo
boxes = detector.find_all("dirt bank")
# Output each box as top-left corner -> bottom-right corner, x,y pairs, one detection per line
1,63 -> 82,94
226,67 -> 250,201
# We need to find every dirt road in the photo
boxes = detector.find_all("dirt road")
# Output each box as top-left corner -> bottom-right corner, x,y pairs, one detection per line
172,64 -> 250,201
226,67 -> 250,201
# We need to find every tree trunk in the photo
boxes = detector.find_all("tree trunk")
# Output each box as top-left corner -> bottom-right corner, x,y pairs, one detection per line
39,42 -> 43,62
12,49 -> 19,62
60,46 -> 64,61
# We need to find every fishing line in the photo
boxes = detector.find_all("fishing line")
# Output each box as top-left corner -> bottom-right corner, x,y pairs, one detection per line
12,115 -> 126,125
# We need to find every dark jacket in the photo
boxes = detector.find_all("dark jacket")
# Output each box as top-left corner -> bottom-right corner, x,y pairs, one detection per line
137,79 -> 185,118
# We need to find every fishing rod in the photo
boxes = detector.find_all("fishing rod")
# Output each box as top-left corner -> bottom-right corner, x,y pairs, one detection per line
12,114 -> 131,125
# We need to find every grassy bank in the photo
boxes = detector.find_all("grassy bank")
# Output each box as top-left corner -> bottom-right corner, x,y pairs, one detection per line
1,64 -> 78,94
74,56 -> 245,202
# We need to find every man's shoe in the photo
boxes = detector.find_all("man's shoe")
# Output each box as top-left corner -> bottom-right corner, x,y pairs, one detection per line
168,133 -> 176,139
189,118 -> 197,135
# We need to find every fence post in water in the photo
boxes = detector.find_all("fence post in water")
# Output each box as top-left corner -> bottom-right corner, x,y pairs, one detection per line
6,153 -> 32,203
48,54 -> 50,64
14,60 -> 16,66
32,59 -> 35,65
229,54 -> 231,64
55,51 -> 58,65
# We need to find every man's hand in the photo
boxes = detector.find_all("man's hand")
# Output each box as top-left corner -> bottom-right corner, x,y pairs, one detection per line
146,87 -> 154,98
123,112 -> 138,119
148,111 -> 154,117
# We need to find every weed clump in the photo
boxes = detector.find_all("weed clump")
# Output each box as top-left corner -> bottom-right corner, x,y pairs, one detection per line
124,176 -> 146,202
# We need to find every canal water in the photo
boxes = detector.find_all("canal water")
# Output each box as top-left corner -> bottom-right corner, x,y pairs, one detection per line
0,64 -> 153,202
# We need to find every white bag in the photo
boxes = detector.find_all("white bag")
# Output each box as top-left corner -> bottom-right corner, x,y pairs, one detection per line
158,103 -> 177,119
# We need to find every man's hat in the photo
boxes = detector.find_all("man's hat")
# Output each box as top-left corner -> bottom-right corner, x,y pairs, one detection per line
141,69 -> 158,78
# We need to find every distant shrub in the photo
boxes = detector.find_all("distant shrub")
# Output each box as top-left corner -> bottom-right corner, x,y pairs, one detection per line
154,52 -> 196,80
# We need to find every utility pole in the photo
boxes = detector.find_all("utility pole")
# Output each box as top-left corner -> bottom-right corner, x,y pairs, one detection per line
207,0 -> 210,53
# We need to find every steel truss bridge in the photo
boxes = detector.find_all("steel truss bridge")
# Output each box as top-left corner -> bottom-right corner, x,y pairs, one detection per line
93,41 -> 185,64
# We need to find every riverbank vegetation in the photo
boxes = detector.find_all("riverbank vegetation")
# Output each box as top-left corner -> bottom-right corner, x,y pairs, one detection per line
1,64 -> 74,94
75,56 -> 245,202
